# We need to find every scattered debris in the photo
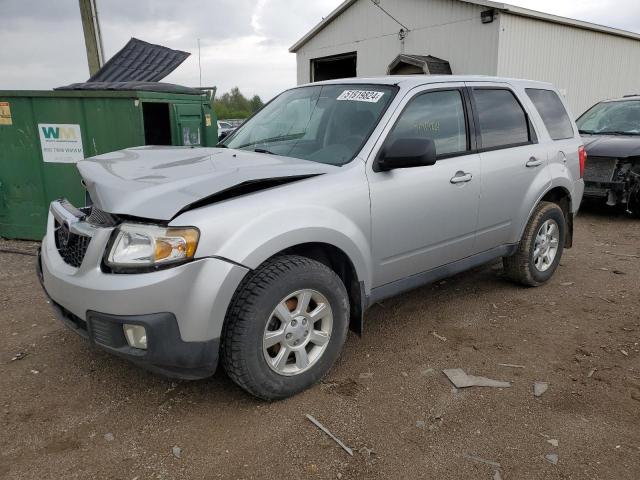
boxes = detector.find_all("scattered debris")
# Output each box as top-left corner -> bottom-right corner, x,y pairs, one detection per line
621,350 -> 629,357
547,439 -> 559,447
612,270 -> 626,275
631,391 -> 640,402
305,414 -> 353,456
358,446 -> 375,457
400,371 -> 408,377
11,352 -> 27,361
533,382 -> 549,397
560,282 -> 574,286
172,446 -> 182,458
30,369 -> 39,374
587,368 -> 597,378
598,296 -> 613,304
431,331 -> 447,342
604,251 -> 640,259
359,372 -> 373,379
493,471 -> 503,480
443,369 -> 511,389
576,347 -> 592,357
597,267 -> 609,271
498,363 -> 525,369
416,420 -> 426,428
421,368 -> 435,377
463,453 -> 501,468
104,433 -> 114,442
545,453 -> 559,465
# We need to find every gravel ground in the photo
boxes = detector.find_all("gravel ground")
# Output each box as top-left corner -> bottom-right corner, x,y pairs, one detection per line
1,205 -> 639,479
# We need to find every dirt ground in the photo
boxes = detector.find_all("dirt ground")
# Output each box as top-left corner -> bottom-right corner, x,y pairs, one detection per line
1,204 -> 639,480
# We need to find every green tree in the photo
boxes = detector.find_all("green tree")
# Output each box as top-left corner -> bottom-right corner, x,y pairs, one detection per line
214,87 -> 263,119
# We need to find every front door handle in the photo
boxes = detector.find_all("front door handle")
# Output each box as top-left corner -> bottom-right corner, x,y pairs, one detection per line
526,157 -> 543,168
450,171 -> 473,184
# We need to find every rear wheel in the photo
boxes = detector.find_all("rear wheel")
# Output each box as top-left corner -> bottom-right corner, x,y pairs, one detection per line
503,201 -> 565,286
221,255 -> 349,400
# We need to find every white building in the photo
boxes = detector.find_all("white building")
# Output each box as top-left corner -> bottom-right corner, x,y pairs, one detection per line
290,0 -> 640,115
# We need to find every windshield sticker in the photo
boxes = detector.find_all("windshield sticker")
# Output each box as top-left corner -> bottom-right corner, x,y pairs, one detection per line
337,90 -> 385,103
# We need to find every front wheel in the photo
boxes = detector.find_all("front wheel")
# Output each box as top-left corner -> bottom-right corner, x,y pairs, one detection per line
503,201 -> 566,286
221,255 -> 349,400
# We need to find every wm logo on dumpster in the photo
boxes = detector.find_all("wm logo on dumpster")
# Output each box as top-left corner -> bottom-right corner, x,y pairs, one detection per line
41,126 -> 78,140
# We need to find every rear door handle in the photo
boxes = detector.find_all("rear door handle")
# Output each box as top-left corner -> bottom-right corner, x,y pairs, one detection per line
450,171 -> 473,184
526,157 -> 543,168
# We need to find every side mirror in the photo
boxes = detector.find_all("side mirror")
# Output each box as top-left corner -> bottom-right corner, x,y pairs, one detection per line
376,137 -> 437,171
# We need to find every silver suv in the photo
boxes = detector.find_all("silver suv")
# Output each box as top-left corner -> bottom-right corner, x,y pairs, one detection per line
39,76 -> 585,399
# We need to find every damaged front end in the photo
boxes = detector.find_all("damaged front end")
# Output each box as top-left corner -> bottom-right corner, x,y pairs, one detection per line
583,156 -> 640,215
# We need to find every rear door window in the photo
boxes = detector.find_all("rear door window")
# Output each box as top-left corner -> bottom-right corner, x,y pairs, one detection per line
386,89 -> 468,157
526,88 -> 574,140
473,89 -> 531,150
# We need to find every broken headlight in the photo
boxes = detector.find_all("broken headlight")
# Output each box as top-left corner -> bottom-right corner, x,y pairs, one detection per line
106,223 -> 199,270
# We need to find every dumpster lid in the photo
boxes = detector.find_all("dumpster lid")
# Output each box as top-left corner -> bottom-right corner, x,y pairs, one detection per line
90,37 -> 190,83
55,81 -> 203,95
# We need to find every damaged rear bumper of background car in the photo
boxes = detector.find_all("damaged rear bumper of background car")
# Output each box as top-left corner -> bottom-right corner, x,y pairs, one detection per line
37,211 -> 248,379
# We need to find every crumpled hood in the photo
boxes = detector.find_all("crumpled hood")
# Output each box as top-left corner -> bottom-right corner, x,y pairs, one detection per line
77,146 -> 336,220
581,134 -> 640,159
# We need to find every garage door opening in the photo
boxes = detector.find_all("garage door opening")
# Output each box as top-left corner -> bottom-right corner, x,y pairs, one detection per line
142,102 -> 172,145
311,52 -> 357,82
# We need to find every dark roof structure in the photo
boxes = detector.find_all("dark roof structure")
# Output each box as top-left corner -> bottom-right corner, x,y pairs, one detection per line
56,38 -> 195,94
88,38 -> 190,82
387,54 -> 452,75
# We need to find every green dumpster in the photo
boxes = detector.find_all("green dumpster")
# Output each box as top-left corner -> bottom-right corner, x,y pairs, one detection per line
0,88 -> 218,240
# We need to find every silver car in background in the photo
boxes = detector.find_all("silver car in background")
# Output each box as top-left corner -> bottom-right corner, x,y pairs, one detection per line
39,76 -> 585,399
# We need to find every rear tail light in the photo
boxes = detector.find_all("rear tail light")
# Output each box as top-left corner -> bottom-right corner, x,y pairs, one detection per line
578,145 -> 587,178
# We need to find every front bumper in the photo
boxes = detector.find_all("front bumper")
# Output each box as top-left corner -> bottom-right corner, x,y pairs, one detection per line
39,204 -> 248,379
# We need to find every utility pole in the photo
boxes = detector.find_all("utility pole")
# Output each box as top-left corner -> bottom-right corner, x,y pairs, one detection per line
78,0 -> 105,76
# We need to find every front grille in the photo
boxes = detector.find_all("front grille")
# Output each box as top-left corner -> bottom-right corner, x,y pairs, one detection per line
584,157 -> 618,183
85,207 -> 117,227
54,219 -> 91,268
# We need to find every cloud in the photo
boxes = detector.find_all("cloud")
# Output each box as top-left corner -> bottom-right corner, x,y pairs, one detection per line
1,0 -> 639,100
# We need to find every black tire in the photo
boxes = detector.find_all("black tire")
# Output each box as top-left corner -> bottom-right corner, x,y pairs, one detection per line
221,255 -> 350,400
503,201 -> 566,287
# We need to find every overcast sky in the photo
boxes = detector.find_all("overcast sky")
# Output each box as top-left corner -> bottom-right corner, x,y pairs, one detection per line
1,0 -> 639,101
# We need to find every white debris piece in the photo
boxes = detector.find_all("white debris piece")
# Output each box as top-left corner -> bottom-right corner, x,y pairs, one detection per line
443,369 -> 511,389
534,382 -> 549,397
431,331 -> 447,342
545,453 -> 559,465
306,414 -> 353,456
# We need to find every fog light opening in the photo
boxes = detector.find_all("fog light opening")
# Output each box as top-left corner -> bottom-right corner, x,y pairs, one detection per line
123,324 -> 147,350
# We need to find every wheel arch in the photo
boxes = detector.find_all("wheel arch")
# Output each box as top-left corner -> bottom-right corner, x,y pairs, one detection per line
519,184 -> 574,248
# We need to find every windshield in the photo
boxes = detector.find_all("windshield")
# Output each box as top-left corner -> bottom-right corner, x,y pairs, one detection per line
577,100 -> 640,135
222,84 -> 397,165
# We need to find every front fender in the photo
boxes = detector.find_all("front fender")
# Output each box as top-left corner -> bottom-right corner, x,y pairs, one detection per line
215,205 -> 373,292
172,163 -> 373,292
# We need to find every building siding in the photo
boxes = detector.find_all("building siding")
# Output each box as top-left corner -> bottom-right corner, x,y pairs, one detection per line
497,13 -> 640,115
295,0 -> 500,84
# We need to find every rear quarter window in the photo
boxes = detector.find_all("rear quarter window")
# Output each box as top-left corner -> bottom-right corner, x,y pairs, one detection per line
526,88 -> 574,140
473,88 -> 531,150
